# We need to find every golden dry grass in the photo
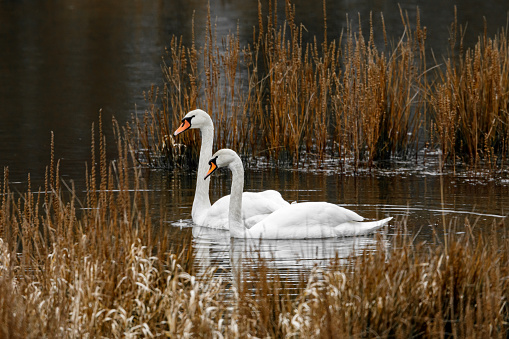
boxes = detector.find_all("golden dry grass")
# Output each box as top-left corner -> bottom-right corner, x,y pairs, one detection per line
430,10 -> 509,171
2,2 -> 509,337
130,2 -> 509,174
0,116 -> 508,337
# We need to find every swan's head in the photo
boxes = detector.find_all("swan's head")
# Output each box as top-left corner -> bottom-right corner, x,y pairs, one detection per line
204,149 -> 240,179
173,109 -> 213,136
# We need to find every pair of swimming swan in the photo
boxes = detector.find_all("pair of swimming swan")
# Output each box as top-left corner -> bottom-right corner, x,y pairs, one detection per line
174,109 -> 392,239
173,109 -> 290,229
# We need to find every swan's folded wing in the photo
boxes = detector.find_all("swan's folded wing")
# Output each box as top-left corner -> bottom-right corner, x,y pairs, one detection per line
246,202 -> 365,238
241,190 -> 290,218
244,213 -> 271,229
274,202 -> 364,226
254,190 -> 290,209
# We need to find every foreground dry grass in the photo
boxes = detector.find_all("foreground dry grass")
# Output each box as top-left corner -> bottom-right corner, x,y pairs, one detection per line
131,3 -> 509,172
1,118 -> 508,338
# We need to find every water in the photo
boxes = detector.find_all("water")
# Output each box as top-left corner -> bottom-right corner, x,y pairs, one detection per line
152,167 -> 508,280
1,0 -> 508,279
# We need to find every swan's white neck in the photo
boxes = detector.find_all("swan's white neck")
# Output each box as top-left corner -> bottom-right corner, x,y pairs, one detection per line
192,126 -> 213,221
228,158 -> 246,237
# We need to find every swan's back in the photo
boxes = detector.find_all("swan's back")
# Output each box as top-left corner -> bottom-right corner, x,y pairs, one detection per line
243,190 -> 290,211
250,202 -> 367,238
263,202 -> 363,225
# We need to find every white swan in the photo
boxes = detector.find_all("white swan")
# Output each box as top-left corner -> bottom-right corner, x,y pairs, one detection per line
205,149 -> 393,239
174,109 -> 289,229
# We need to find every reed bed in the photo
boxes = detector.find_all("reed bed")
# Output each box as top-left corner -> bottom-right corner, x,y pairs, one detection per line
0,117 -> 210,338
230,221 -> 509,338
430,11 -> 509,171
1,134 -> 508,339
130,2 -> 509,173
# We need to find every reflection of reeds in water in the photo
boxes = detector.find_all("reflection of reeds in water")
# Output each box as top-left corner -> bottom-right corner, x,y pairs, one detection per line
130,2 -> 509,173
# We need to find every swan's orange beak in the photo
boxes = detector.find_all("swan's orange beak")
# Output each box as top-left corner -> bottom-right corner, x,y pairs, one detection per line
174,119 -> 191,136
204,159 -> 217,180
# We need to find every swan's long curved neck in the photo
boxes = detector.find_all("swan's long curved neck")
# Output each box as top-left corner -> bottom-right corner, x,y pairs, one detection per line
228,158 -> 246,237
192,126 -> 213,220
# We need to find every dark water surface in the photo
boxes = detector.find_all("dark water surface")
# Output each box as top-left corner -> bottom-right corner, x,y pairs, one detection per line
1,1 -> 508,276
151,167 -> 508,277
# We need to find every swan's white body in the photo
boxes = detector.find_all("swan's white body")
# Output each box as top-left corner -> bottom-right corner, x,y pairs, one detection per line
174,109 -> 289,229
207,149 -> 392,239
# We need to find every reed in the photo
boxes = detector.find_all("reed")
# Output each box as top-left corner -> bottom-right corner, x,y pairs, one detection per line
0,123 -> 508,337
282,222 -> 509,337
430,11 -> 509,171
0,117 -> 218,338
130,1 -> 427,169
335,8 -> 426,169
129,1 -> 509,173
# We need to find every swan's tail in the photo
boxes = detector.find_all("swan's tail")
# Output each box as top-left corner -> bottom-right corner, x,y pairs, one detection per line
335,217 -> 393,237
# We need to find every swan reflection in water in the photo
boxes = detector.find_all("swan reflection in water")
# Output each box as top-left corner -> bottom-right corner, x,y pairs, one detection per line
191,224 -> 390,283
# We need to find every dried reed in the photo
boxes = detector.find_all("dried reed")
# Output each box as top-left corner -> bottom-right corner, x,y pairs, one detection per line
430,10 -> 509,171
0,123 -> 508,337
0,117 -> 224,338
282,222 -> 509,338
129,2 -> 509,174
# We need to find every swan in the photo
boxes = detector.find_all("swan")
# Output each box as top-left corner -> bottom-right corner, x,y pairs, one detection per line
205,149 -> 393,239
173,109 -> 289,229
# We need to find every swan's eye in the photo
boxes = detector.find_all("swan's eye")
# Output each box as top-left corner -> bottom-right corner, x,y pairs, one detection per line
181,115 -> 194,123
207,156 -> 218,166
